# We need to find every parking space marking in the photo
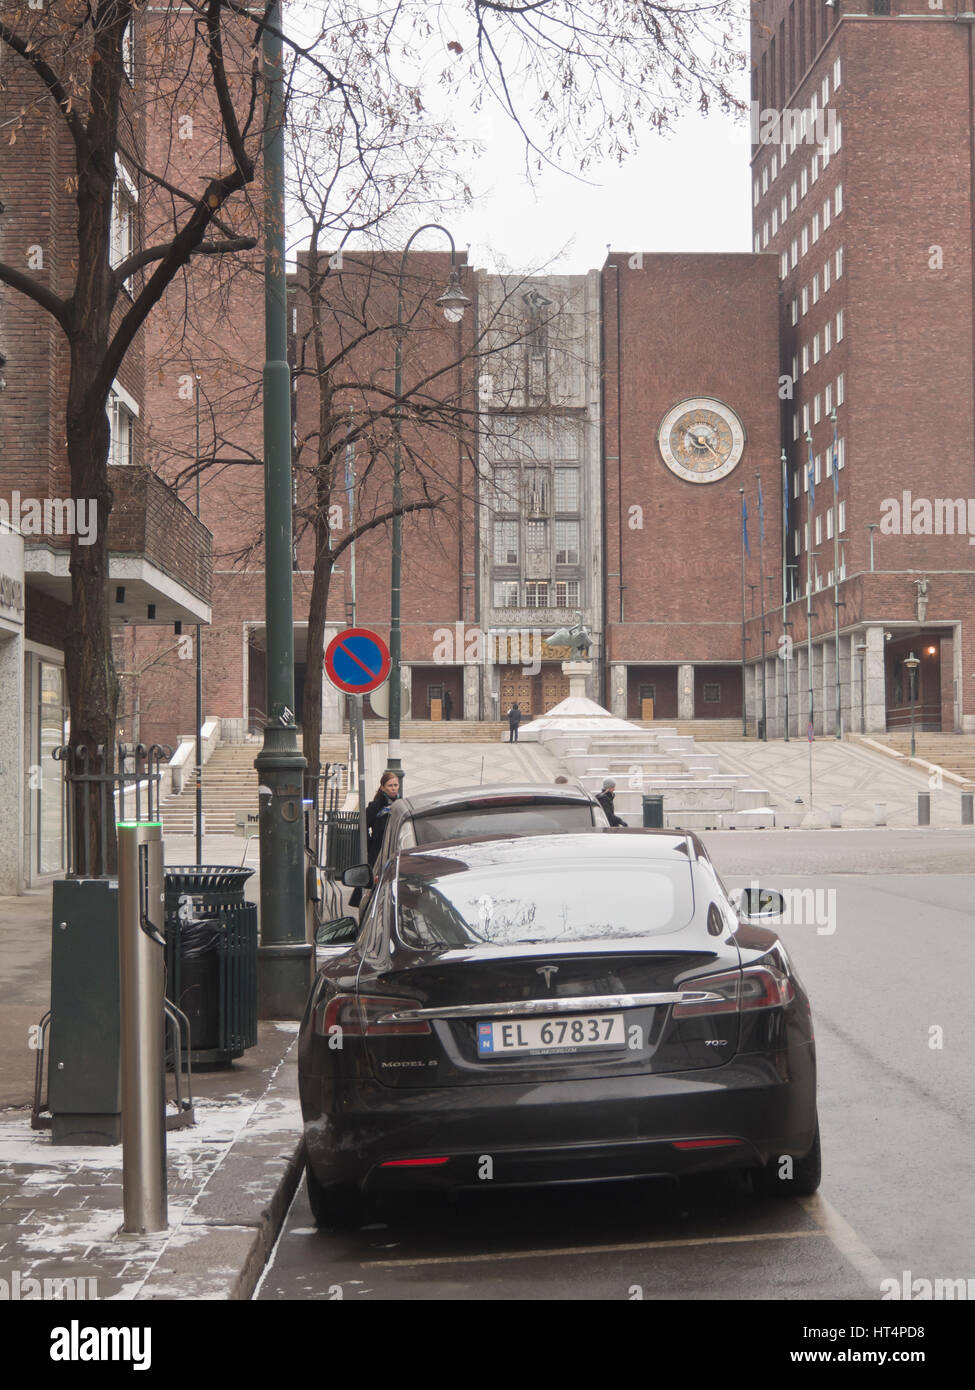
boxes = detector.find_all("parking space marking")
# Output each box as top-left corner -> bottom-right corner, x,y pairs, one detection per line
799,1194 -> 893,1293
362,1227 -> 826,1269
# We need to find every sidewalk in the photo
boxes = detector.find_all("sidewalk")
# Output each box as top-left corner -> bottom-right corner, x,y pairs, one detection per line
0,830 -> 302,1301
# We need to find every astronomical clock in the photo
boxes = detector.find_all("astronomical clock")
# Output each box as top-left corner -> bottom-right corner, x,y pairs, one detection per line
657,398 -> 745,483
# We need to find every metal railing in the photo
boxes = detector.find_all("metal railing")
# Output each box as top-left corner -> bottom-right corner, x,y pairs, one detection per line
53,742 -> 171,877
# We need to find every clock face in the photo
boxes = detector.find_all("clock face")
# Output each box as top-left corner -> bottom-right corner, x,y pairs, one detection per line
658,398 -> 745,483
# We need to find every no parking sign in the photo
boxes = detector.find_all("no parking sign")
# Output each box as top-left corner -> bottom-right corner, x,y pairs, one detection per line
324,627 -> 391,695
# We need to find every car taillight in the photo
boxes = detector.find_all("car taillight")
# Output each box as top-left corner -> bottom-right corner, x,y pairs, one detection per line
673,966 -> 795,1018
315,994 -> 431,1036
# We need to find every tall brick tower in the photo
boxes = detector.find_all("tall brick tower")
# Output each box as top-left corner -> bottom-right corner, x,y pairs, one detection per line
751,0 -> 975,735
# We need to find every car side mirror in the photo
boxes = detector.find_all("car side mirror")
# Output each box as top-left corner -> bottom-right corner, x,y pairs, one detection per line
342,863 -> 372,888
734,887 -> 786,918
315,915 -> 359,946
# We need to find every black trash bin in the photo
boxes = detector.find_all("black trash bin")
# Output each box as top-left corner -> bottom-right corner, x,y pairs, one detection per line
164,867 -> 257,1066
642,794 -> 664,828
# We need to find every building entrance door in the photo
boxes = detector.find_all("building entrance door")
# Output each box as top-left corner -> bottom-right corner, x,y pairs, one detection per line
499,666 -> 533,717
541,666 -> 570,710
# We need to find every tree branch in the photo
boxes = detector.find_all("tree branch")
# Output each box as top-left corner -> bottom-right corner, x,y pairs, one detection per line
0,261 -> 70,330
112,236 -> 258,289
0,19 -> 88,155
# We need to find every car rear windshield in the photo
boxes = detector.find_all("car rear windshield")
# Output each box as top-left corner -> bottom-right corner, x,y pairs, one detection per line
396,859 -> 695,949
413,803 -> 595,845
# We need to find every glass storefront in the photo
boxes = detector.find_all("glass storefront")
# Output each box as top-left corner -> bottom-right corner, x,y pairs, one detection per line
37,661 -> 67,875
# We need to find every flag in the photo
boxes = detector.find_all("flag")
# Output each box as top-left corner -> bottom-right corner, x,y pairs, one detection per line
806,435 -> 815,505
742,494 -> 750,556
757,473 -> 765,542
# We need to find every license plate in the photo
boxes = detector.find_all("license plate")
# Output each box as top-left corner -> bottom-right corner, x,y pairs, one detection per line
476,1013 -> 625,1057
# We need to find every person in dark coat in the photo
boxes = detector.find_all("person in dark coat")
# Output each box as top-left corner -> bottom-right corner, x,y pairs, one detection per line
596,778 -> 626,827
507,702 -> 522,743
349,770 -> 400,907
443,689 -> 453,721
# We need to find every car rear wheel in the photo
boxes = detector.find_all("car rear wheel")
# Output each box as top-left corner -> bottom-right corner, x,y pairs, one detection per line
305,1163 -> 376,1228
753,1120 -> 821,1198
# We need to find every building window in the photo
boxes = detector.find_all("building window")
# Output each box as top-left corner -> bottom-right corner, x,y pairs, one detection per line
754,179 -> 760,208
772,209 -> 779,236
824,322 -> 832,355
824,259 -> 831,292
791,181 -> 798,210
836,309 -> 844,340
801,225 -> 809,255
108,395 -> 135,467
826,509 -> 834,540
820,137 -> 830,171
812,212 -> 820,243
493,581 -> 519,608
493,466 -> 518,511
825,381 -> 833,411
781,253 -> 789,280
873,0 -> 890,12
772,153 -> 779,180
836,246 -> 844,277
793,470 -> 799,499
833,118 -> 842,154
815,515 -> 822,545
802,344 -> 809,374
122,20 -> 135,82
754,233 -> 761,254
639,683 -> 656,703
801,285 -> 809,315
526,520 -> 548,552
791,297 -> 799,325
823,200 -> 831,233
811,153 -> 819,184
525,581 -> 549,608
834,184 -> 843,215
555,579 -> 580,608
703,683 -> 721,704
792,413 -> 799,441
813,273 -> 820,304
524,469 -> 548,514
762,221 -> 769,248
815,453 -> 822,485
822,74 -> 829,106
813,391 -> 821,422
791,238 -> 799,268
762,166 -> 769,194
794,526 -> 802,554
494,521 -> 518,565
801,167 -> 808,197
834,58 -> 842,89
813,334 -> 821,365
837,372 -> 845,405
781,194 -> 788,221
554,521 -> 579,565
802,402 -> 810,432
553,469 -> 579,511
792,353 -> 799,381
110,182 -> 135,273
839,500 -> 847,532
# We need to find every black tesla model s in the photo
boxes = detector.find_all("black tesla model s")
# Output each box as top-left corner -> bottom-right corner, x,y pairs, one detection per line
298,830 -> 819,1226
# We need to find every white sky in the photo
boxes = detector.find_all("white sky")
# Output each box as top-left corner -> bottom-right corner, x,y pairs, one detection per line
285,1 -> 754,275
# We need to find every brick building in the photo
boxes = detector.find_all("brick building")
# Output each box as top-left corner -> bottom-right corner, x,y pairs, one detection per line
750,0 -> 975,735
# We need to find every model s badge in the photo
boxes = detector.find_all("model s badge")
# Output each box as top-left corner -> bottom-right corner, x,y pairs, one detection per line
536,966 -> 559,988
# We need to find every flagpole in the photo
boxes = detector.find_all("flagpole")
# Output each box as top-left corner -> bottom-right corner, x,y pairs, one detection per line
831,407 -> 842,740
781,449 -> 790,742
756,471 -> 768,742
740,486 -> 747,737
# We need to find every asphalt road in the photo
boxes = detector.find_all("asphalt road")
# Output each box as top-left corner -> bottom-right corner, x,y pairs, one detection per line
257,830 -> 975,1301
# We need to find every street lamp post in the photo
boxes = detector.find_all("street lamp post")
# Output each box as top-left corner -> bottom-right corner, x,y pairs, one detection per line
856,640 -> 868,735
905,651 -> 920,758
388,226 -> 470,788
255,2 -> 310,1019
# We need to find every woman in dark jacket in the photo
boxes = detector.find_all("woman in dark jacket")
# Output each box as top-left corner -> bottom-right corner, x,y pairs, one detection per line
349,770 -> 400,908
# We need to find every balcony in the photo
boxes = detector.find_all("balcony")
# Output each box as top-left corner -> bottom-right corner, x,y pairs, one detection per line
23,466 -> 212,625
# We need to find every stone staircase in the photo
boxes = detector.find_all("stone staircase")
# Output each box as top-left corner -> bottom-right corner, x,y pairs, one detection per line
860,732 -> 975,787
630,718 -> 757,742
355,720 -> 509,744
551,726 -> 774,830
160,740 -> 351,836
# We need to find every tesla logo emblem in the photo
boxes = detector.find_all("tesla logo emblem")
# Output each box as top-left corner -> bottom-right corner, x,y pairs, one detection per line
536,966 -> 559,987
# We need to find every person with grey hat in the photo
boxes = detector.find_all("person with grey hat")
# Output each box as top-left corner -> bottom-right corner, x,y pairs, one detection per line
596,778 -> 626,826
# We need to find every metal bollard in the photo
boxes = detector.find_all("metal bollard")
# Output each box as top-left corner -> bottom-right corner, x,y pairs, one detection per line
874,802 -> 887,827
917,793 -> 931,827
962,792 -> 974,826
118,821 -> 167,1234
830,804 -> 842,828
